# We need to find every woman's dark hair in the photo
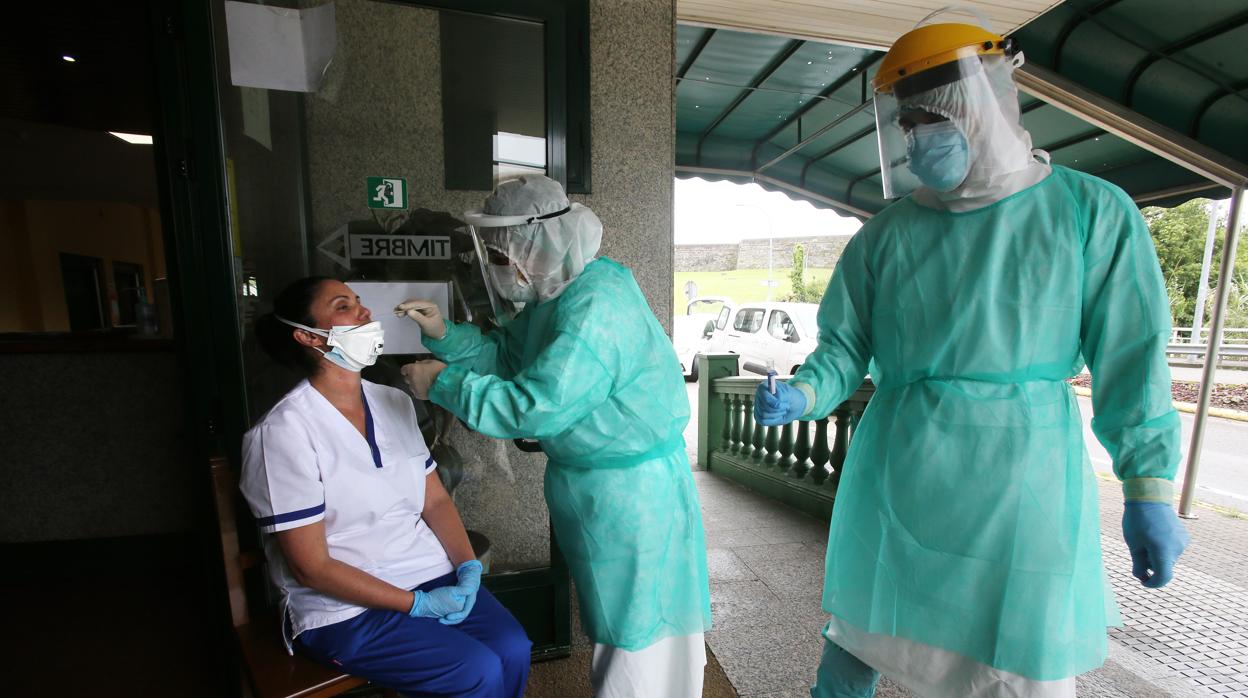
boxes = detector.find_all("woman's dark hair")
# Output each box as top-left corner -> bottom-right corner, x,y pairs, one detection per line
255,276 -> 334,377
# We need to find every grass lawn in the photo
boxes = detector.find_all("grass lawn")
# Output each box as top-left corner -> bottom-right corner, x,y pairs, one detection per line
674,268 -> 833,314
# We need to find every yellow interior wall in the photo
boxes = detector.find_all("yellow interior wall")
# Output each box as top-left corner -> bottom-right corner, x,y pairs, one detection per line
5,200 -> 164,332
0,201 -> 43,332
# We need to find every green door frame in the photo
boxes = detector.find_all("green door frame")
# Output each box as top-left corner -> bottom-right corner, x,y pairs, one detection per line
150,0 -> 571,670
147,1 -> 247,694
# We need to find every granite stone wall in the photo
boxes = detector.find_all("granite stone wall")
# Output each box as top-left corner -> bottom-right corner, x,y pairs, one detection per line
302,0 -> 676,570
305,0 -> 675,327
0,352 -> 193,541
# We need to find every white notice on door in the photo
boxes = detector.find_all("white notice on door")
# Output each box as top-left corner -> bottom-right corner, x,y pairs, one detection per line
224,1 -> 337,92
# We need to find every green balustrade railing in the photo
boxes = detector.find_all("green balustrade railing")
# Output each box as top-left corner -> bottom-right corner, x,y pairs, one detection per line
695,354 -> 875,520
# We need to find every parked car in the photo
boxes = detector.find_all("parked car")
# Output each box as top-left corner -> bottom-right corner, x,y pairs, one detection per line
673,296 -> 731,382
703,302 -> 821,377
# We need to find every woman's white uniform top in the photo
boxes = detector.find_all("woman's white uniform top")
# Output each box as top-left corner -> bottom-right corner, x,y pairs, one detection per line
240,379 -> 453,641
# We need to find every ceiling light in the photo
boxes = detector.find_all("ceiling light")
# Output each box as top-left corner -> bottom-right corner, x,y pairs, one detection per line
109,132 -> 154,145
62,55 -> 76,62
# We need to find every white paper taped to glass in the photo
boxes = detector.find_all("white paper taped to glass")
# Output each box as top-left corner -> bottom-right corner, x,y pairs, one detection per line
347,281 -> 451,355
223,1 -> 336,92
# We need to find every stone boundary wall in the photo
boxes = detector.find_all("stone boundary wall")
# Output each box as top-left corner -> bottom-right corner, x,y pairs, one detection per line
675,244 -> 739,272
676,235 -> 851,272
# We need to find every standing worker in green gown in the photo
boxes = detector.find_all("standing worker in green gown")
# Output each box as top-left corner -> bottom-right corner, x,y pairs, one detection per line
397,175 -> 712,697
753,17 -> 1191,698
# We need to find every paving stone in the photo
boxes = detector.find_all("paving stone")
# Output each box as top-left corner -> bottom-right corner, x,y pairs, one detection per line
733,542 -> 818,564
710,622 -> 825,695
708,547 -> 759,582
703,511 -> 778,533
741,690 -> 810,698
709,580 -> 790,635
706,528 -> 770,549
695,469 -> 1248,697
745,555 -> 828,599
753,522 -> 830,545
875,678 -> 920,697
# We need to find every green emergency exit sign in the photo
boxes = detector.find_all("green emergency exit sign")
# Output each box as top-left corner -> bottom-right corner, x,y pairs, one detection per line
367,176 -> 407,209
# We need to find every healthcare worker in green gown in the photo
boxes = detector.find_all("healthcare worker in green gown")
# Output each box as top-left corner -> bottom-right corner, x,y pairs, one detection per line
397,175 -> 712,697
753,18 -> 1192,698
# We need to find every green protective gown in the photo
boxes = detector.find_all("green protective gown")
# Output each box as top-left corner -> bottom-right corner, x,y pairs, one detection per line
791,166 -> 1180,682
424,257 -> 712,651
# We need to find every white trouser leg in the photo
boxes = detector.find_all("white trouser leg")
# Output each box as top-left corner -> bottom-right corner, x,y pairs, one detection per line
590,633 -> 707,698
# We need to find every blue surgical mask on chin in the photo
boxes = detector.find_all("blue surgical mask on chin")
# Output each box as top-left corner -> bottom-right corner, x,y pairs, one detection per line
318,344 -> 367,373
907,121 -> 970,193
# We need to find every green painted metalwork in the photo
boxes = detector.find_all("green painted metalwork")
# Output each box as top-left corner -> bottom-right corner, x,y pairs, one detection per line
695,355 -> 874,520
676,1 -> 1248,216
698,354 -> 742,468
763,419 -> 781,467
750,405 -> 766,462
792,420 -> 813,480
778,422 -> 796,471
810,420 -> 831,486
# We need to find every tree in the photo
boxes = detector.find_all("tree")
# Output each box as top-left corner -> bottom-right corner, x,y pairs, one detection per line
1144,198 -> 1248,330
786,244 -> 824,303
1207,273 -> 1248,330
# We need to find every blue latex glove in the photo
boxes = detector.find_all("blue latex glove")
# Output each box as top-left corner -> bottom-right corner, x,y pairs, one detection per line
441,560 -> 484,625
753,380 -> 808,426
409,585 -> 467,620
1122,502 -> 1190,589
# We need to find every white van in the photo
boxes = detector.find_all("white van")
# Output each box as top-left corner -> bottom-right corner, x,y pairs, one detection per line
673,296 -> 732,382
703,301 -> 821,377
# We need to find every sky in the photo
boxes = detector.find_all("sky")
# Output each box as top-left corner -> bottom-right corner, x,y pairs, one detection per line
674,176 -> 862,246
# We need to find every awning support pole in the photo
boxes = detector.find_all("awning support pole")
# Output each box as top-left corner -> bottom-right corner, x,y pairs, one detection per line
1179,186 -> 1244,518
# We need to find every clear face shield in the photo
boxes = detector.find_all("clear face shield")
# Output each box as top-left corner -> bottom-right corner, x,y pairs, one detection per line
463,205 -> 573,312
464,223 -> 513,321
874,53 -> 985,199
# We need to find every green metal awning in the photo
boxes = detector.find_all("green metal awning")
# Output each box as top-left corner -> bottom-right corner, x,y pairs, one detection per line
675,0 -> 1248,218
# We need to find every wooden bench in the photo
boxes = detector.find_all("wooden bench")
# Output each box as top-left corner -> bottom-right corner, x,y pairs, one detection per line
210,456 -> 370,698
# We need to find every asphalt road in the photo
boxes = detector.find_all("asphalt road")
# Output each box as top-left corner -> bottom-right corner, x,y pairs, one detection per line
1077,395 -> 1248,514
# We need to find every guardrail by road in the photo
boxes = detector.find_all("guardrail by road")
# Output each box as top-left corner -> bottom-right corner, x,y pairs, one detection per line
1166,343 -> 1248,367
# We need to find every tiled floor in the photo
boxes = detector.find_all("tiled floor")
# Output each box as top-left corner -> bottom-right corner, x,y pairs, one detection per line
694,469 -> 1248,697
1098,484 -> 1248,697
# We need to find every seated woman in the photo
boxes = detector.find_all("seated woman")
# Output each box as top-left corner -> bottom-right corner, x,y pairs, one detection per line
242,276 -> 531,697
